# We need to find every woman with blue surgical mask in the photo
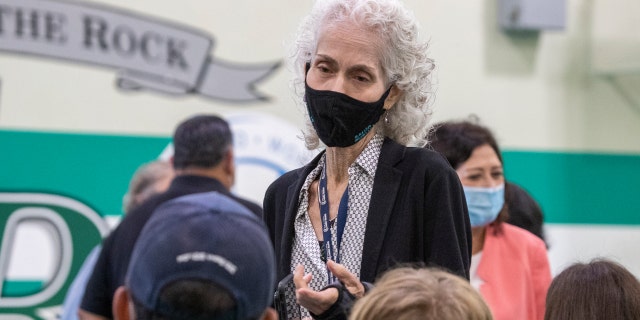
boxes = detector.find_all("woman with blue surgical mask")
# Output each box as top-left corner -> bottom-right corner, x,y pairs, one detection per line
429,118 -> 552,320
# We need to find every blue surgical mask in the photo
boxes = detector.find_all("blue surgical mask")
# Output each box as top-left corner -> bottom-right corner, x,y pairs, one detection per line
463,184 -> 505,227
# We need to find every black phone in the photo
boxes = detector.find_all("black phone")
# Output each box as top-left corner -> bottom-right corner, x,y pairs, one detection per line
274,273 -> 293,319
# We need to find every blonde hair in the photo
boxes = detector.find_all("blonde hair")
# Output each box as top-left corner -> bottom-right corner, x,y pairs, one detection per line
350,267 -> 493,320
122,160 -> 174,213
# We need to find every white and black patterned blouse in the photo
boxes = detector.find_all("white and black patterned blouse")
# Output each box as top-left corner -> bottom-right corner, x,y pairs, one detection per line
287,133 -> 384,317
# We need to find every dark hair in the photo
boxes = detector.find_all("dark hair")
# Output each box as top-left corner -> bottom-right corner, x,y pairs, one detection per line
545,259 -> 640,320
428,119 -> 502,169
172,115 -> 233,170
132,279 -> 239,320
505,181 -> 547,246
428,118 -> 508,226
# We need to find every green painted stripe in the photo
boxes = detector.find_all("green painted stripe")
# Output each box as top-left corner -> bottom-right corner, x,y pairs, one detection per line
503,151 -> 640,225
1,130 -> 638,225
0,129 -> 170,216
2,280 -> 44,297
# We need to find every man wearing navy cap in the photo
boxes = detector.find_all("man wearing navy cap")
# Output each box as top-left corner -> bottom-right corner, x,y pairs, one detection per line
80,115 -> 263,320
112,191 -> 277,320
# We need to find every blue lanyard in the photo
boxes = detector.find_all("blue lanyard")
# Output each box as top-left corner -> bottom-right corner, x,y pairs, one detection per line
318,161 -> 349,283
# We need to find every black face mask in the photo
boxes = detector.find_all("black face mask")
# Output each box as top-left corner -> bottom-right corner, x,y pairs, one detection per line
304,82 -> 391,148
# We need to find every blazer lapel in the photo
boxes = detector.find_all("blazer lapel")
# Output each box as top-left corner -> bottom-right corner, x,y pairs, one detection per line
360,138 -> 404,281
278,152 -> 323,277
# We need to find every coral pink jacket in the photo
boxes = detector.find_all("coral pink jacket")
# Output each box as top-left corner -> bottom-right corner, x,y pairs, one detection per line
477,223 -> 552,320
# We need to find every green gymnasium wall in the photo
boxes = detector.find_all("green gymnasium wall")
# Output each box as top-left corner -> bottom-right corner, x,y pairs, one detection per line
0,130 -> 171,217
2,129 -> 638,224
504,151 -> 640,225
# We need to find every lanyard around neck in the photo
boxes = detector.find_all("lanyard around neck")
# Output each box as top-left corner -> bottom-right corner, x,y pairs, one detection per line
318,160 -> 349,283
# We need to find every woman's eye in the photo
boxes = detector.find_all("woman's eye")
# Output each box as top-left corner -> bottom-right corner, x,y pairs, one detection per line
316,65 -> 330,73
467,175 -> 481,181
354,75 -> 370,82
492,172 -> 504,178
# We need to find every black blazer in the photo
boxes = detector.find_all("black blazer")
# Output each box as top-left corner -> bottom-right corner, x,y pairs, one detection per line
263,138 -> 471,284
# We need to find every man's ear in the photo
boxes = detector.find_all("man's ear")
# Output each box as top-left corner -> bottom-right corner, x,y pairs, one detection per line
225,148 -> 235,177
224,148 -> 234,173
113,286 -> 133,320
260,307 -> 278,320
78,309 -> 109,320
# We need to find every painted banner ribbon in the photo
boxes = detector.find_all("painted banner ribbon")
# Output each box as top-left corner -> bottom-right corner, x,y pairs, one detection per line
0,0 -> 279,102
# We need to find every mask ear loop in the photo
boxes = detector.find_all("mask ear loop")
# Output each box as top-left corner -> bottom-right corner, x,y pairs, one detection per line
383,81 -> 396,126
303,62 -> 311,104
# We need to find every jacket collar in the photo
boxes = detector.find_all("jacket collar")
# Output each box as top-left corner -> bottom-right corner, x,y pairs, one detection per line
279,152 -> 324,276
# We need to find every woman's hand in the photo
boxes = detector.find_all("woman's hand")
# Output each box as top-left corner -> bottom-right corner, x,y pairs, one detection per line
326,260 -> 365,298
293,264 -> 339,315
293,261 -> 365,315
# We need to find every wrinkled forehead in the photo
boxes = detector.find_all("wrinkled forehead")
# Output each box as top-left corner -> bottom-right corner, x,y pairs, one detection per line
319,14 -> 386,47
315,20 -> 386,68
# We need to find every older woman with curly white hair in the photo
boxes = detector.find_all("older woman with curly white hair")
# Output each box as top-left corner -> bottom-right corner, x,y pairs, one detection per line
263,0 -> 471,318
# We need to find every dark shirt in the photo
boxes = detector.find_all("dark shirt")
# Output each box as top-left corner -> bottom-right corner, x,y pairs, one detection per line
505,181 -> 547,246
80,175 -> 262,318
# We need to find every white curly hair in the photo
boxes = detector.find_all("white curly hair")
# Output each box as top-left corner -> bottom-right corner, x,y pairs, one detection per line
289,0 -> 435,149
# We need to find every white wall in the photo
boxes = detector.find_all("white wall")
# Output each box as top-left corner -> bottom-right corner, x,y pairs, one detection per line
1,0 -> 638,154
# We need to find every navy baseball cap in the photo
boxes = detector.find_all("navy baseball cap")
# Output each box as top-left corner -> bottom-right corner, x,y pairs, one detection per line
126,191 -> 276,320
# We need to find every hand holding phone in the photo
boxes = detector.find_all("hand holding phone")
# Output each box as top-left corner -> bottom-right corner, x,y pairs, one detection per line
274,273 -> 293,319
